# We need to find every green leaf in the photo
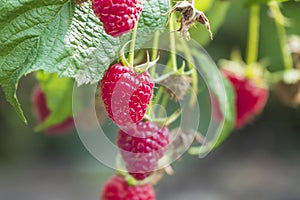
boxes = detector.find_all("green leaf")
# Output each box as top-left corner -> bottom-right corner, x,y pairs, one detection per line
0,0 -> 169,123
188,49 -> 236,155
35,72 -> 74,132
211,76 -> 236,148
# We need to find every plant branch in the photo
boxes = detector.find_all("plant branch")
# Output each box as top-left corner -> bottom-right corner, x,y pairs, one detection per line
150,31 -> 160,77
169,13 -> 178,71
246,5 -> 260,65
179,39 -> 198,106
128,23 -> 138,66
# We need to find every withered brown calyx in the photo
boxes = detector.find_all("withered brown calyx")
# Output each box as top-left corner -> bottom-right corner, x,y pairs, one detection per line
168,1 -> 213,40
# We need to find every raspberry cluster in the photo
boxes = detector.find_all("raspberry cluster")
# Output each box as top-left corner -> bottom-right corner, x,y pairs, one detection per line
100,62 -> 170,179
99,59 -> 170,199
92,1 -> 172,198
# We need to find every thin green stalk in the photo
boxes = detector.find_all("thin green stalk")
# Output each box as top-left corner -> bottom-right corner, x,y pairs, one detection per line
270,2 -> 293,70
128,23 -> 138,66
275,22 -> 292,69
146,31 -> 161,117
150,31 -> 160,77
153,12 -> 178,107
246,5 -> 260,65
153,59 -> 173,106
154,87 -> 164,105
169,13 -> 178,71
159,92 -> 169,117
180,39 -> 198,106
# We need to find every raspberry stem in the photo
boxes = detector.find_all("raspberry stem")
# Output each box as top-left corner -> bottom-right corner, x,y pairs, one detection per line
150,31 -> 161,77
128,23 -> 138,66
169,12 -> 178,71
158,92 -> 169,117
152,9 -> 179,115
120,41 -> 131,66
268,1 -> 293,70
246,5 -> 260,65
180,39 -> 198,106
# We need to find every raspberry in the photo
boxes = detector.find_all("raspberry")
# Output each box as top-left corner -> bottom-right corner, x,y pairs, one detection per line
92,0 -> 143,37
117,121 -> 169,180
100,63 -> 154,126
31,86 -> 74,134
221,68 -> 269,129
101,175 -> 156,200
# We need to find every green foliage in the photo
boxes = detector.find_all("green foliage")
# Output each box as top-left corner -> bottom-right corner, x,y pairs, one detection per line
35,72 -> 74,132
188,50 -> 236,155
0,0 -> 169,123
212,77 -> 235,148
189,49 -> 235,154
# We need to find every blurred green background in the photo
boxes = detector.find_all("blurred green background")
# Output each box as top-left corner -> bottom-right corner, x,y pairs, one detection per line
1,1 -> 300,199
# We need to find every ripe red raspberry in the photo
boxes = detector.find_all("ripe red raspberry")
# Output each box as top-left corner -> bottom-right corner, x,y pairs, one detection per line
117,121 -> 169,180
92,0 -> 143,37
100,63 -> 154,126
31,86 -> 74,134
101,175 -> 156,200
221,69 -> 269,129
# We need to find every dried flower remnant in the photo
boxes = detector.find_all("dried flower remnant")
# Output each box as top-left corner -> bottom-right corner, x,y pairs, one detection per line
168,1 -> 213,40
